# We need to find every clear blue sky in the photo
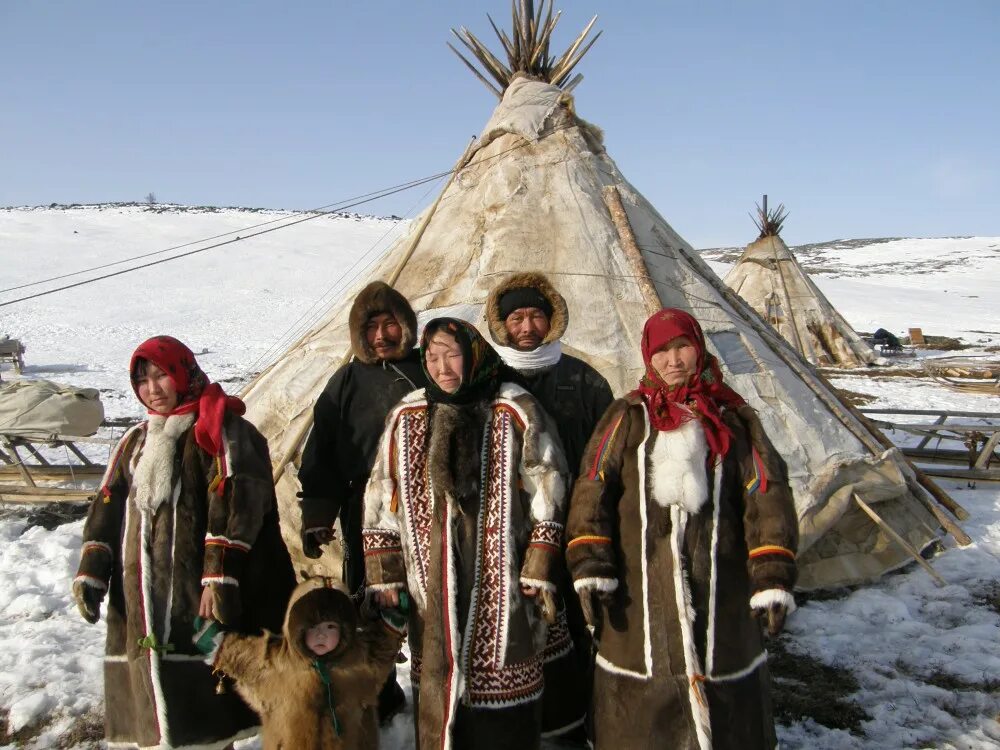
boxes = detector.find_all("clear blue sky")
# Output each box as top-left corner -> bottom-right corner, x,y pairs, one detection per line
2,1 -> 997,247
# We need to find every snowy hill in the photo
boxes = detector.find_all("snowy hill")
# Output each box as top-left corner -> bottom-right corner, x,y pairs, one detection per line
1,205 -> 999,748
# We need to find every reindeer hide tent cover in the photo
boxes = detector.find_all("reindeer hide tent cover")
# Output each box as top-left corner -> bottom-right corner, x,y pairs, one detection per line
242,77 -> 938,590
724,228 -> 884,369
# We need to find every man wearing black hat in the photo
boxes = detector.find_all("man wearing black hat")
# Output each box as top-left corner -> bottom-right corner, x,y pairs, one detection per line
485,271 -> 614,745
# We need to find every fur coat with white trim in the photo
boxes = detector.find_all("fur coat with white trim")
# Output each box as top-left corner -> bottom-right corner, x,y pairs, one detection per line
565,394 -> 797,750
74,411 -> 295,749
362,382 -> 568,750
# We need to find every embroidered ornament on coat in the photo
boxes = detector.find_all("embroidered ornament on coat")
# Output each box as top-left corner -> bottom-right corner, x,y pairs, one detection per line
649,418 -> 710,514
131,413 -> 195,514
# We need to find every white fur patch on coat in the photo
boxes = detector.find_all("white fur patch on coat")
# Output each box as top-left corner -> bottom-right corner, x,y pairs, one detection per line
648,418 -> 710,514
131,413 -> 195,514
749,588 -> 797,615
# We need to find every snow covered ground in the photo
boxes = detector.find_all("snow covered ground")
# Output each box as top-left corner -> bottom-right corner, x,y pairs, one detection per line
1,206 -> 998,748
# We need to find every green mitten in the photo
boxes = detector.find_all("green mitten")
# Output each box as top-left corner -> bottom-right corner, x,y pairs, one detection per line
380,591 -> 410,635
192,616 -> 223,656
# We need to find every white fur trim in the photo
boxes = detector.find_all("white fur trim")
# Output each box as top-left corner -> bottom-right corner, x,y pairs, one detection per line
132,412 -> 194,514
496,381 -> 530,400
649,418 -> 709,513
637,407 -> 654,678
138,507 -> 171,745
540,715 -> 586,738
200,575 -> 240,587
519,577 -> 556,592
595,652 -> 649,679
107,725 -> 261,750
366,581 -> 406,593
705,460 -> 723,677
670,505 -> 713,750
73,574 -> 108,592
103,654 -> 128,663
204,534 -> 250,551
573,576 -> 618,594
709,651 -> 768,684
443,491 -> 461,750
593,407 -> 653,680
750,588 -> 797,615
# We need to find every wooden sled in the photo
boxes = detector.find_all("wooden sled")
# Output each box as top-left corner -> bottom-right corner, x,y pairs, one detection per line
860,408 -> 1000,482
0,430 -> 116,503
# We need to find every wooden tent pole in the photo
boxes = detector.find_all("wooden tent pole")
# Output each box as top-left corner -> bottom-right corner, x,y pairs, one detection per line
653,227 -> 970,541
270,138 -> 478,485
603,185 -> 661,315
853,494 -> 946,588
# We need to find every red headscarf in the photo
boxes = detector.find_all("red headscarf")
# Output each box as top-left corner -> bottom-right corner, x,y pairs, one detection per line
129,335 -> 245,457
632,309 -> 746,458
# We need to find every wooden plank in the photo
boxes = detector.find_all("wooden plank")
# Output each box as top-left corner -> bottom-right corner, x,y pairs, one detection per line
0,465 -> 103,481
0,432 -> 119,446
854,494 -> 945,587
916,414 -> 948,449
918,466 -> 1000,481
0,484 -> 95,499
865,422 -> 1000,434
904,447 -> 982,465
974,431 -> 1000,471
0,438 -> 35,487
64,441 -> 95,466
860,408 -> 1000,418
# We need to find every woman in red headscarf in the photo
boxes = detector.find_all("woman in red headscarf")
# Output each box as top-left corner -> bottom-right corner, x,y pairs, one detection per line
72,335 -> 295,749
565,309 -> 798,750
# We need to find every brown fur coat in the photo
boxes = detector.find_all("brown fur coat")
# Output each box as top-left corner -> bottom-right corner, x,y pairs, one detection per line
211,579 -> 405,750
74,412 -> 295,749
566,396 -> 798,750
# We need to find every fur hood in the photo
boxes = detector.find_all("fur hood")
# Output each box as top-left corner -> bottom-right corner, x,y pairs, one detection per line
349,281 -> 418,364
485,271 -> 569,347
283,578 -> 357,662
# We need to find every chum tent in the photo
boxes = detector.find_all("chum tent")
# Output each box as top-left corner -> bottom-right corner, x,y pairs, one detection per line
724,200 -> 884,369
241,1 -> 964,590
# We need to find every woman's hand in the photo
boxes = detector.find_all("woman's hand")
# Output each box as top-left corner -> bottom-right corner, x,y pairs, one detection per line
375,589 -> 400,608
198,587 -> 215,619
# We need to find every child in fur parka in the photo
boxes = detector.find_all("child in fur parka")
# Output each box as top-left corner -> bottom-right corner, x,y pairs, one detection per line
195,578 -> 407,750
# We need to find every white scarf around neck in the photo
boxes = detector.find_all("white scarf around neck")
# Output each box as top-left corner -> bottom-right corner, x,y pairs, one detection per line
132,412 -> 196,514
495,340 -> 563,372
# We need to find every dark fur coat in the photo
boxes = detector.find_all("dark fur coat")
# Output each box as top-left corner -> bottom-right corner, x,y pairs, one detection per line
74,412 -> 295,749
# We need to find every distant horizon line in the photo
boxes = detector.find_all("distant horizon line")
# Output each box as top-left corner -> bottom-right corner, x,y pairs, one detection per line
0,200 -> 991,250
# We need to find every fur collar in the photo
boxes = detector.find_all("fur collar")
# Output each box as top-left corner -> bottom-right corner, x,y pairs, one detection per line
132,413 -> 195,514
648,418 -> 710,514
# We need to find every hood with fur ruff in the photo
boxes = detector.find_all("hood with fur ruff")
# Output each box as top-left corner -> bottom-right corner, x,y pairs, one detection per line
349,282 -> 418,364
484,271 -> 568,347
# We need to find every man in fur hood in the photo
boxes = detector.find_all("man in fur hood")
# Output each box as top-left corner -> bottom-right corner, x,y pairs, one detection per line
485,272 -> 615,743
195,577 -> 407,750
298,280 -> 427,722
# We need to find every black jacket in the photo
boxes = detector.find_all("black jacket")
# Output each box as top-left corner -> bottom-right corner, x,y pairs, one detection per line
518,353 -> 614,481
298,350 -> 427,590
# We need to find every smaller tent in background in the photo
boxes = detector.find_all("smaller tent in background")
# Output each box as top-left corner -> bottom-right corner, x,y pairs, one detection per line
724,199 -> 884,368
